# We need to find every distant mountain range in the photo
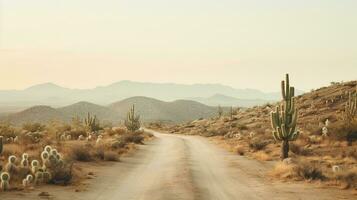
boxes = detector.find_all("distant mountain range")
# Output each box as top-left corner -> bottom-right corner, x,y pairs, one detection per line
0,97 -> 219,125
0,81 -> 302,111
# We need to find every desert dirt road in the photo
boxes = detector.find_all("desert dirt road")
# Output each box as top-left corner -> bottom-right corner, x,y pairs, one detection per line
0,131 -> 354,200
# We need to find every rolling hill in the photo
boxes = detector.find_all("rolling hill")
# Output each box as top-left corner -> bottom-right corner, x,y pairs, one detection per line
110,97 -> 217,123
1,97 -> 218,125
0,81 -> 297,110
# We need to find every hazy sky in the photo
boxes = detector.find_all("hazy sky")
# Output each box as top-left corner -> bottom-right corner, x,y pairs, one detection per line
0,0 -> 356,92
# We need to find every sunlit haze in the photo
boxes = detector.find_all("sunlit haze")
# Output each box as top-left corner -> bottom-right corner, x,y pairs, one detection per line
0,0 -> 356,91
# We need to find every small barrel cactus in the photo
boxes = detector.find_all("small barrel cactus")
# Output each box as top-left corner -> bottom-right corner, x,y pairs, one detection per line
41,151 -> 50,170
0,172 -> 10,191
31,160 -> 40,174
22,174 -> 33,188
44,145 -> 52,153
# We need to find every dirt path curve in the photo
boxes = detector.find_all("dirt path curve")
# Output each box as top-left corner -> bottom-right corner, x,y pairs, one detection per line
0,130 -> 354,200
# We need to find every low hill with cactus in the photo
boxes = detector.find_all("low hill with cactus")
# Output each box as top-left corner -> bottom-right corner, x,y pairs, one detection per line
153,79 -> 357,189
109,96 -> 217,123
0,97 -> 218,125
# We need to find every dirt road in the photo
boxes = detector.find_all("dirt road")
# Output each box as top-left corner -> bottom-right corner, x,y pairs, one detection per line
0,131 -> 354,200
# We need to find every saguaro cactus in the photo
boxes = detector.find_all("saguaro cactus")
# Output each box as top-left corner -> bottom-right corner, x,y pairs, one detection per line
271,74 -> 299,159
124,105 -> 141,132
344,87 -> 357,145
84,113 -> 100,133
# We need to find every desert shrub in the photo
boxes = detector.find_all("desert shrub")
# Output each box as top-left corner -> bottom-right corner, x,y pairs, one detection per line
0,122 -> 18,138
253,151 -> 272,161
333,168 -> 357,189
106,127 -> 127,137
68,129 -> 87,139
329,121 -> 357,143
111,140 -> 126,149
297,161 -> 325,180
249,139 -> 269,151
271,160 -> 325,181
22,122 -> 45,133
70,145 -> 93,162
121,133 -> 144,144
104,151 -> 119,161
290,143 -> 311,156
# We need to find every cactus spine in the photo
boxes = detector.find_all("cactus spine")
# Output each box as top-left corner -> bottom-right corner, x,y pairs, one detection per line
124,105 -> 141,132
271,74 -> 299,159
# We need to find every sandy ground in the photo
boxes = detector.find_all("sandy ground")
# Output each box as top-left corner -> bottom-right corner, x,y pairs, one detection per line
0,130 -> 355,200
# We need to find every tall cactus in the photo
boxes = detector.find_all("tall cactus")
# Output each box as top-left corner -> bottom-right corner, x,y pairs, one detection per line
344,87 -> 357,145
124,105 -> 141,132
271,74 -> 299,159
84,113 -> 100,133
345,88 -> 357,124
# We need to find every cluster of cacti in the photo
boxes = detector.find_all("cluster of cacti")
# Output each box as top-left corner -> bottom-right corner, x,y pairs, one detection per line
84,113 -> 100,133
270,74 -> 300,159
124,105 -> 141,132
0,145 -> 67,191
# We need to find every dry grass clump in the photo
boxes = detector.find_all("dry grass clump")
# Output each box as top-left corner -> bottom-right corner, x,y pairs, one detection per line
289,143 -> 311,156
249,138 -> 269,151
121,132 -> 144,144
252,151 -> 272,161
332,167 -> 357,189
270,160 -> 325,181
70,144 -> 94,162
329,121 -> 357,144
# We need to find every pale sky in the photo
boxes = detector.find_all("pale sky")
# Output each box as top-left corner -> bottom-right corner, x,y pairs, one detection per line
0,0 -> 356,92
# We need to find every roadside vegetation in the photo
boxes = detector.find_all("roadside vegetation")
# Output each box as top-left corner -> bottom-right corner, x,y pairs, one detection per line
0,105 -> 153,192
150,76 -> 357,190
